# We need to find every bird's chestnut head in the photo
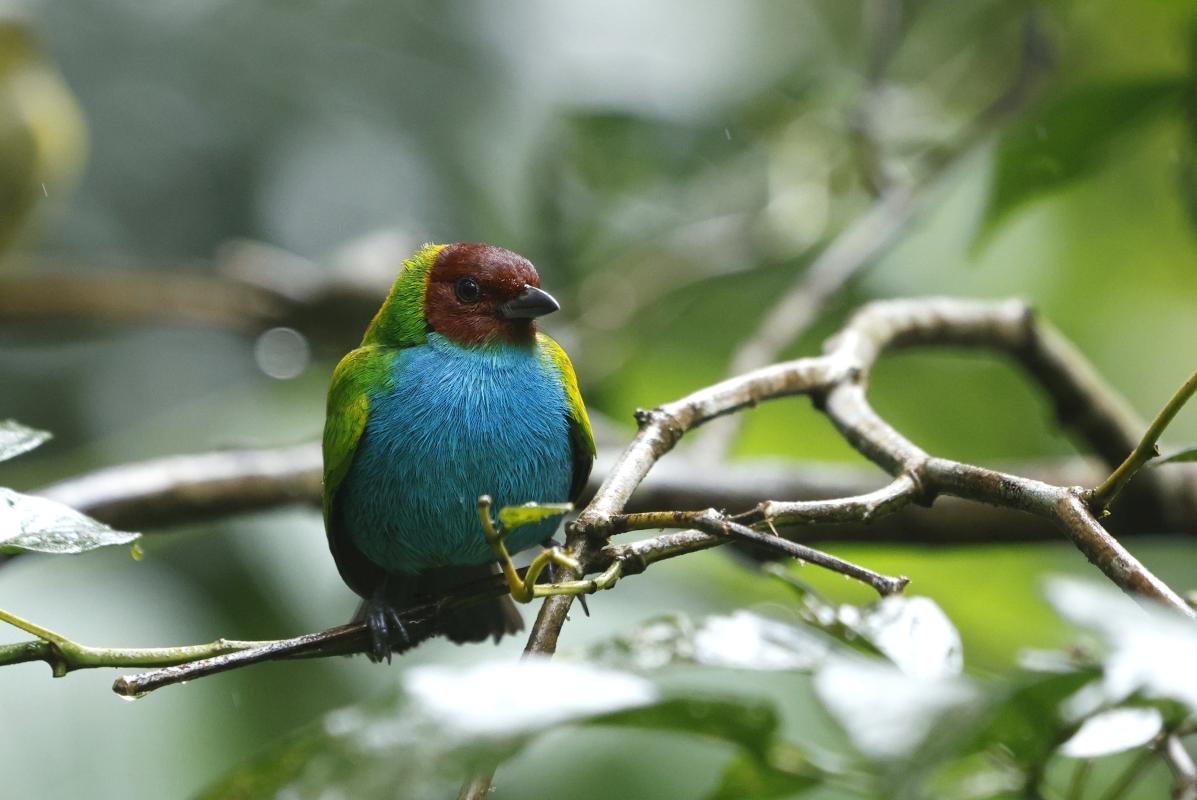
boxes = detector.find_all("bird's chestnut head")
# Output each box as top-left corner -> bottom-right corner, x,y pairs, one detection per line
423,243 -> 559,346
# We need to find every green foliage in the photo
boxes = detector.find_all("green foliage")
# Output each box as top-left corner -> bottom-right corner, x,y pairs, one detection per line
977,78 -> 1186,246
0,420 -> 139,554
201,578 -> 1197,799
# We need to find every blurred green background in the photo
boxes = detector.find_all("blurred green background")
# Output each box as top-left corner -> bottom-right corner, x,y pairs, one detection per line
1,1 -> 1196,798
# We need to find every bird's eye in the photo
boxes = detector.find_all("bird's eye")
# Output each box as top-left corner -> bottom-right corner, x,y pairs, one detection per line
454,277 -> 481,304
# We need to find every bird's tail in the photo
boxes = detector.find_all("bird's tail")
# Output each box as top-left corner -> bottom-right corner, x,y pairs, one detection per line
420,563 -> 525,645
351,563 -> 524,654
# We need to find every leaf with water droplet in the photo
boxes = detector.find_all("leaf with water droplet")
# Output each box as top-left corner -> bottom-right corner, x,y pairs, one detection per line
0,488 -> 139,554
498,501 -> 572,530
0,420 -> 50,463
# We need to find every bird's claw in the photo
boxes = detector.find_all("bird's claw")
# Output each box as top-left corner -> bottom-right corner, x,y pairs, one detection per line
363,594 -> 411,664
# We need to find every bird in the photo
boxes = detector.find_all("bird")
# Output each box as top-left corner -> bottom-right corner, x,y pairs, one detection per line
321,242 -> 595,661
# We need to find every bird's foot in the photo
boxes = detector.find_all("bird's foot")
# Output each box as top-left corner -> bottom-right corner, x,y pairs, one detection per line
542,538 -> 589,617
477,495 -> 578,603
362,589 -> 411,664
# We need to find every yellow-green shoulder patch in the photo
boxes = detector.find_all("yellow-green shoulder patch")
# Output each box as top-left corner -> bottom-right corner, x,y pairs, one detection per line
538,332 -> 596,501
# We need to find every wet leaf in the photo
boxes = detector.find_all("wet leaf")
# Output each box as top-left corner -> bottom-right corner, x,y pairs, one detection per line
976,78 -> 1184,246
0,488 -> 140,554
0,420 -> 50,463
498,501 -> 572,530
1059,707 -> 1163,758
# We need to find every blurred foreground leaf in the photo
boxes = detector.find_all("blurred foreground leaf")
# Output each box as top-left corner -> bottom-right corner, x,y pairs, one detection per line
0,488 -> 139,554
814,655 -> 980,762
201,658 -> 813,800
1060,707 -> 1163,759
1045,577 -> 1197,714
977,78 -> 1184,246
705,747 -> 820,800
0,419 -> 50,462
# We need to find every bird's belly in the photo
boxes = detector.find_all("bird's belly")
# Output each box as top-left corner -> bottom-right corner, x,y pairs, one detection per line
337,343 -> 573,574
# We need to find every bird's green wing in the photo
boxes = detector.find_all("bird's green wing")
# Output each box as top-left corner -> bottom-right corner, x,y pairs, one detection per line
322,345 -> 387,525
322,345 -> 394,597
538,332 -> 596,502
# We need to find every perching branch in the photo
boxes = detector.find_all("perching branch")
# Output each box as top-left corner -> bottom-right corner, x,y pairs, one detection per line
519,298 -> 1195,680
0,510 -> 902,694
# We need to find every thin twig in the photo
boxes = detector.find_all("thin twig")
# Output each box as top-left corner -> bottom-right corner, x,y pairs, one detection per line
1163,734 -> 1197,800
606,508 -> 908,595
1091,369 -> 1197,513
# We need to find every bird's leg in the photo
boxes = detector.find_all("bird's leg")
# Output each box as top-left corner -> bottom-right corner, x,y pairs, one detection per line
361,579 -> 410,664
477,496 -> 581,603
541,537 -> 590,616
532,559 -> 622,598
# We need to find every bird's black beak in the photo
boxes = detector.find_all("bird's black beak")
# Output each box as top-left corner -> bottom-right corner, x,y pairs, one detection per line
498,285 -> 560,319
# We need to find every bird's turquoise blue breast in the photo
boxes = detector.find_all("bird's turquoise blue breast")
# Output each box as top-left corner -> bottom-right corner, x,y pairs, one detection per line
337,333 -> 574,574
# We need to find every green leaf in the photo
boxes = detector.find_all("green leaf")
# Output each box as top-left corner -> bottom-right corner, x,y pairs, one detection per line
705,747 -> 821,800
1156,446 -> 1197,465
497,501 -> 572,530
0,420 -> 50,463
0,488 -> 140,554
960,668 -> 1098,766
596,697 -> 780,758
976,77 -> 1185,246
